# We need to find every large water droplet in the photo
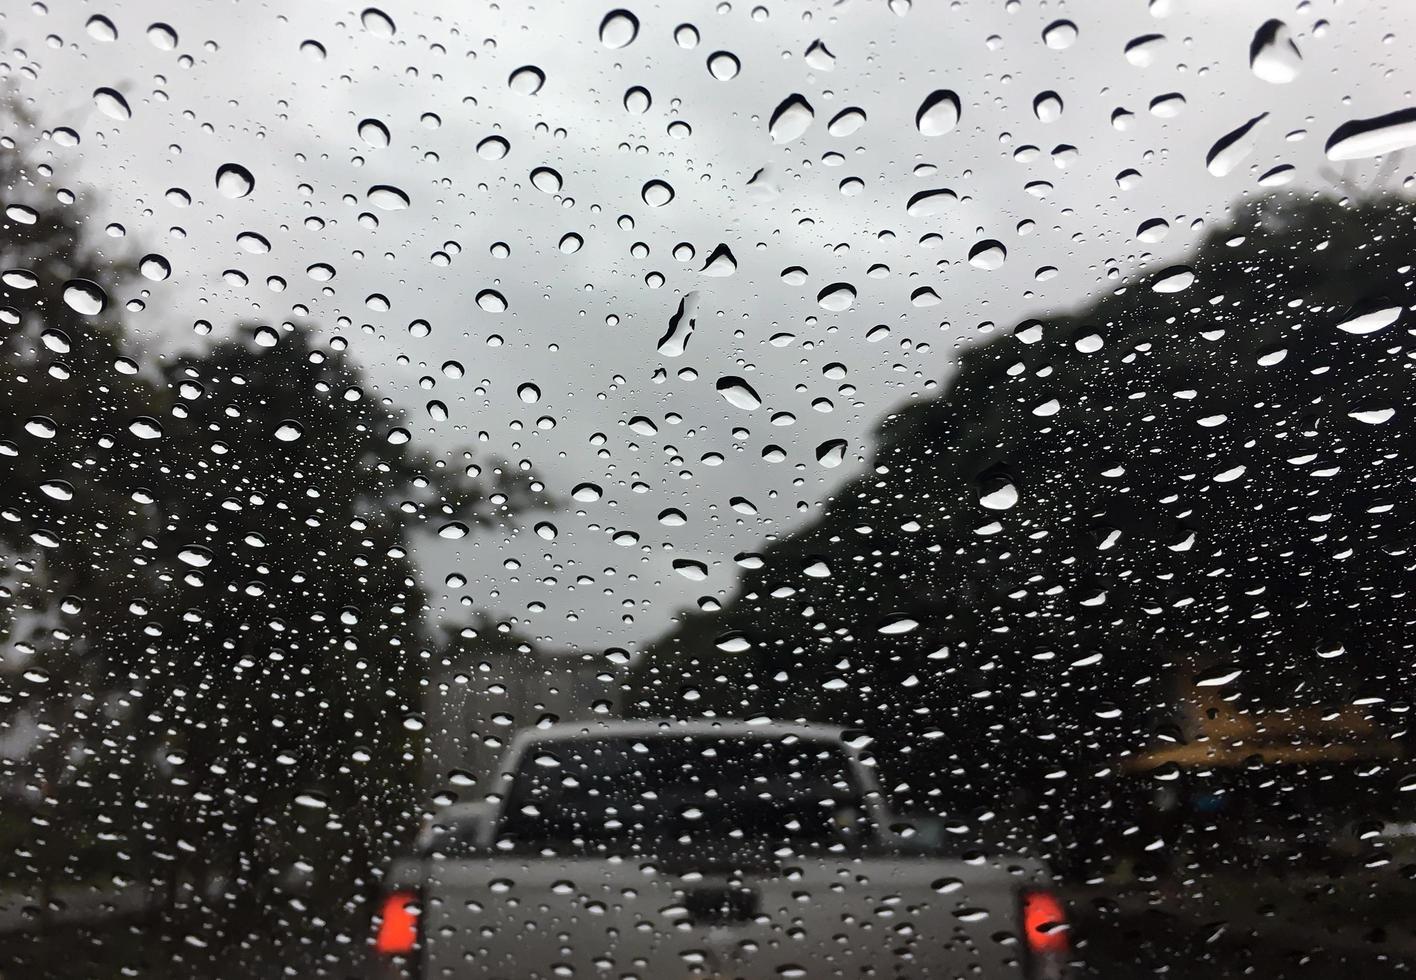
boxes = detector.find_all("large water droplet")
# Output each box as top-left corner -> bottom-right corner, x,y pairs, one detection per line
1123,33 -> 1166,67
1033,91 -> 1063,123
367,184 -> 410,210
658,291 -> 700,356
360,7 -> 396,37
816,282 -> 856,311
641,179 -> 675,207
906,188 -> 957,217
358,118 -> 390,148
274,420 -> 304,442
827,107 -> 867,137
179,545 -> 214,568
816,439 -> 847,468
531,167 -> 563,193
1206,113 -> 1268,177
804,40 -> 835,70
599,9 -> 639,48
139,254 -> 171,281
476,135 -> 510,160
968,240 -> 1007,270
93,87 -> 131,121
62,279 -> 107,316
129,417 -> 164,440
1151,265 -> 1194,293
215,163 -> 255,198
508,65 -> 546,95
716,376 -> 762,410
558,232 -> 583,254
624,86 -> 652,113
707,51 -> 741,80
1336,306 -> 1401,335
147,22 -> 178,50
1041,20 -> 1077,50
1325,109 -> 1416,161
700,244 -> 737,277
1250,19 -> 1301,84
915,90 -> 960,136
768,94 -> 814,143
477,289 -> 508,312
86,15 -> 118,42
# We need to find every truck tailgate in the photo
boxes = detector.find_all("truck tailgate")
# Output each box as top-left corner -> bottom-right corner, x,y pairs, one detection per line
423,855 -> 1032,979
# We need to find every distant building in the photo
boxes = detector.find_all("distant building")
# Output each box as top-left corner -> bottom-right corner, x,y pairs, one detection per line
420,623 -> 626,798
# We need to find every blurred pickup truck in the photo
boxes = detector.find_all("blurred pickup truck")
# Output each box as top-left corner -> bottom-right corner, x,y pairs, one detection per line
371,720 -> 1071,979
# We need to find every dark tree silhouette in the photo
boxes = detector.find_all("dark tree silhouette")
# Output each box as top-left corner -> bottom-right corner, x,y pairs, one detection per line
631,193 -> 1416,872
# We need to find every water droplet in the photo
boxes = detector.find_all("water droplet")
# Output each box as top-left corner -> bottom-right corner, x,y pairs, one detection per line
816,439 -> 847,467
768,94 -> 814,143
1337,306 -> 1401,335
1151,266 -> 1194,293
1325,108 -> 1416,161
358,118 -> 390,148
968,240 -> 1007,270
438,522 -> 469,539
816,282 -> 856,311
508,65 -> 546,95
426,400 -> 447,421
139,254 -> 171,281
129,417 -> 163,440
804,39 -> 835,70
658,291 -> 700,356
477,135 -> 510,160
624,86 -> 652,113
179,545 -> 214,568
641,179 -> 675,207
906,188 -> 958,217
1033,91 -> 1063,123
1041,19 -> 1077,50
827,107 -> 867,138
558,231 -> 583,254
1206,113 -> 1268,177
147,22 -> 178,50
237,231 -> 271,254
295,792 -> 329,810
52,127 -> 80,147
528,167 -> 564,195
93,87 -> 131,121
879,615 -> 918,634
674,558 -> 709,581
274,420 -> 304,442
62,279 -> 107,316
1350,407 -> 1395,425
1124,33 -> 1166,67
216,163 -> 255,198
300,39 -> 326,60
715,376 -> 762,410
980,478 -> 1018,510
707,51 -> 741,80
700,243 -> 737,277
39,480 -> 73,500
715,632 -> 751,653
915,90 -> 960,136
517,383 -> 541,404
367,184 -> 410,210
599,9 -> 639,48
1250,19 -> 1301,83
572,482 -> 603,502
1148,92 -> 1186,118
25,417 -> 57,439
306,263 -> 335,282
675,23 -> 700,49
360,7 -> 395,38
477,289 -> 507,312
85,15 -> 117,42
1136,218 -> 1169,243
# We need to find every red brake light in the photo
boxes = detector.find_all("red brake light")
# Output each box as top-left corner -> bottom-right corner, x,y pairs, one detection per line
1022,889 -> 1069,955
375,890 -> 419,955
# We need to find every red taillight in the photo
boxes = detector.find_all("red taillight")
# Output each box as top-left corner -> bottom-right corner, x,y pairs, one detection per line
1022,889 -> 1069,956
375,890 -> 419,955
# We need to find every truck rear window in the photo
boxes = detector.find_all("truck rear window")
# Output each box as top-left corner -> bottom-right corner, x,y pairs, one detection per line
497,736 -> 871,856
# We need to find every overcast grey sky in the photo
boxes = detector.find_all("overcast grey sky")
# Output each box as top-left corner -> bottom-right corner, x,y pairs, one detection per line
2,0 -> 1412,655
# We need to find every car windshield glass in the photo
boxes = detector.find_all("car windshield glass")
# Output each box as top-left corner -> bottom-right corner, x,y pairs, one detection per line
498,736 -> 869,853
